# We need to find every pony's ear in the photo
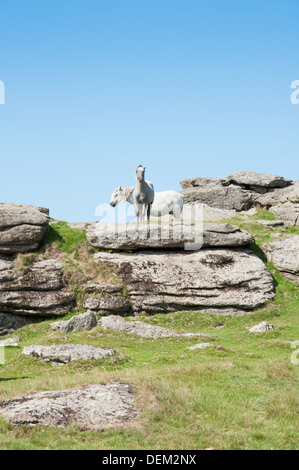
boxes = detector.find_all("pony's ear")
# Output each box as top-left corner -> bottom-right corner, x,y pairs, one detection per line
143,166 -> 146,170
119,186 -> 122,190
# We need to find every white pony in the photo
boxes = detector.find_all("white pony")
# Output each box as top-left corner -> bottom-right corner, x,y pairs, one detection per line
110,185 -> 184,220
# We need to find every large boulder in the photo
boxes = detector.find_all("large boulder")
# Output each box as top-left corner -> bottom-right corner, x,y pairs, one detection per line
269,202 -> 299,226
86,222 -> 254,251
0,204 -> 49,254
93,249 -> 275,315
51,311 -> 98,334
180,172 -> 296,214
0,258 -> 75,317
254,181 -> 299,207
0,383 -> 137,428
181,184 -> 256,211
264,236 -> 299,286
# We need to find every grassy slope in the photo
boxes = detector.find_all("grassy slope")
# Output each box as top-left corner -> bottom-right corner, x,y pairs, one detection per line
0,216 -> 298,450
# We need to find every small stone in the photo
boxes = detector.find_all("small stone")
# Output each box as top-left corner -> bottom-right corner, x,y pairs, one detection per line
249,321 -> 274,333
188,343 -> 213,350
221,361 -> 234,368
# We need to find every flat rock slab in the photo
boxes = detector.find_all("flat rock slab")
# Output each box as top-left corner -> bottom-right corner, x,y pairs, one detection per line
99,315 -> 213,339
22,344 -> 115,364
100,315 -> 178,338
264,236 -> 299,286
0,204 -> 49,254
226,171 -> 292,188
94,249 -> 275,314
87,222 -> 253,251
0,382 -> 137,428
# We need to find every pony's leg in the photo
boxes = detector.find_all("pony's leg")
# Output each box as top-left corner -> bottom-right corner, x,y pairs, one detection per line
134,204 -> 140,223
135,204 -> 143,223
147,204 -> 152,222
141,204 -> 147,222
172,204 -> 183,221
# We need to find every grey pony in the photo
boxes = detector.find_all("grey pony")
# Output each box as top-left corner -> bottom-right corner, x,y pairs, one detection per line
133,165 -> 155,222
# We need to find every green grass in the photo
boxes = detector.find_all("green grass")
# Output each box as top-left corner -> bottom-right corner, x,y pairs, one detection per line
43,221 -> 93,257
0,216 -> 298,450
246,207 -> 276,221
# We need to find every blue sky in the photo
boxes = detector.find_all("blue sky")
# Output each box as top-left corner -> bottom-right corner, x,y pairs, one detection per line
0,0 -> 298,222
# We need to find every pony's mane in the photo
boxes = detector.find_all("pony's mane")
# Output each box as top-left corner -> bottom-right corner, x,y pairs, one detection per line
120,186 -> 134,201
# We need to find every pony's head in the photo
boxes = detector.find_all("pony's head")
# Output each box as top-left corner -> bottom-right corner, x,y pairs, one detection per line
110,186 -> 122,207
135,165 -> 146,182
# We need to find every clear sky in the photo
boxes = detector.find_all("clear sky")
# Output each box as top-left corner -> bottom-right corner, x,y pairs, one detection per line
0,0 -> 298,222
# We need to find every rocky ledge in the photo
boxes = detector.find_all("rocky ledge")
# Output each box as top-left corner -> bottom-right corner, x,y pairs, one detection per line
0,203 -> 50,254
86,222 -> 254,251
180,171 -> 299,225
93,248 -> 275,315
3,174 -> 298,336
0,258 -> 75,317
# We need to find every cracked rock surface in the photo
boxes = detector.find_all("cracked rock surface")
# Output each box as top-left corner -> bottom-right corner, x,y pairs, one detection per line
94,249 -> 275,315
0,258 -> 75,318
0,204 -> 49,254
0,383 -> 137,428
22,343 -> 115,364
